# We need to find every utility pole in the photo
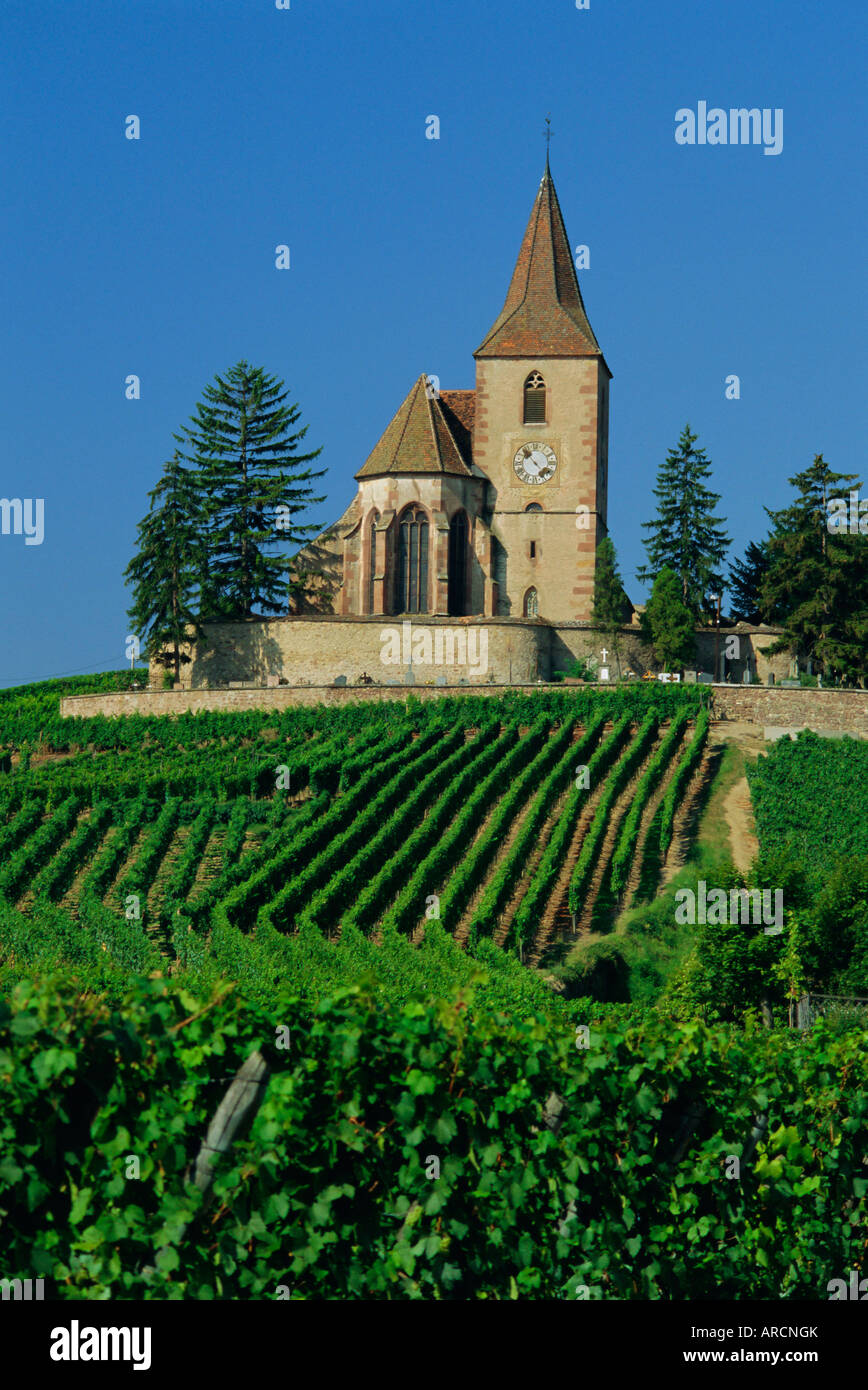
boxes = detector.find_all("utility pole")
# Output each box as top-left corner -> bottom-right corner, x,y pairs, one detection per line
712,592 -> 721,680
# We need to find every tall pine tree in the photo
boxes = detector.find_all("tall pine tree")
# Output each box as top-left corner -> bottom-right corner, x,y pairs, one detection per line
125,454 -> 204,682
177,361 -> 325,618
727,539 -> 772,624
592,537 -> 632,677
761,454 -> 868,683
637,424 -> 730,619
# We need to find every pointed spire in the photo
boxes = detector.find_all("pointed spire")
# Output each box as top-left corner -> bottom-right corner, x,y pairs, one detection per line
355,375 -> 473,479
475,163 -> 602,359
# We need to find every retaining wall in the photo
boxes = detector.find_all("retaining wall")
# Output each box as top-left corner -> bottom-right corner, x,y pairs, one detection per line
60,682 -> 868,737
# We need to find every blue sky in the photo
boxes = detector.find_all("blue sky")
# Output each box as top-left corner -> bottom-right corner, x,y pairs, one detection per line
1,0 -> 865,686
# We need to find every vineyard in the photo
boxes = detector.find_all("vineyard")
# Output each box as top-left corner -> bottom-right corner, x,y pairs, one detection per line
0,678 -> 711,996
3,676 -> 866,1303
748,729 -> 868,875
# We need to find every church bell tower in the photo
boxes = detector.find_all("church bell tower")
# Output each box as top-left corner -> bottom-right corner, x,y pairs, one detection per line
472,155 -> 611,622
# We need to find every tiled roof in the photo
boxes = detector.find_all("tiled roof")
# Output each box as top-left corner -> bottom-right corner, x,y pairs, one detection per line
475,162 -> 603,360
439,389 -> 475,434
355,376 -> 474,479
438,390 -> 475,468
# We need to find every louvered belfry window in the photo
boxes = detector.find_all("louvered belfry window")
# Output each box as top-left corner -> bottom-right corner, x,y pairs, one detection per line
523,371 -> 546,424
395,507 -> 430,613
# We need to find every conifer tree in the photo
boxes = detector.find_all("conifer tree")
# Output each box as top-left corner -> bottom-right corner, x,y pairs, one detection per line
592,537 -> 631,677
761,454 -> 868,683
727,539 -> 772,624
125,454 -> 204,682
177,361 -> 325,618
641,566 -> 696,671
637,424 -> 730,619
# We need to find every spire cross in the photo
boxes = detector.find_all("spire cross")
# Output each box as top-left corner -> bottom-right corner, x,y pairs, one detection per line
543,115 -> 554,156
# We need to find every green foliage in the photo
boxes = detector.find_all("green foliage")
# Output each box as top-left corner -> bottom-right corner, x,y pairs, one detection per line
592,538 -> 631,674
641,567 -> 696,670
658,709 -> 709,858
175,360 -> 326,619
761,453 -> 868,684
469,716 -> 610,943
427,715 -> 575,935
313,722 -> 512,937
554,657 -> 596,681
748,731 -> 868,993
124,454 -> 205,679
567,714 -> 657,915
0,973 -> 865,1300
665,869 -> 786,1023
610,710 -> 691,896
727,538 -> 771,625
0,675 -> 866,1301
637,423 -> 730,618
749,730 -> 868,874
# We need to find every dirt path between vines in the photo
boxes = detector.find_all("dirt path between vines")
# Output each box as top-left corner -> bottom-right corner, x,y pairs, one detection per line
721,776 -> 759,874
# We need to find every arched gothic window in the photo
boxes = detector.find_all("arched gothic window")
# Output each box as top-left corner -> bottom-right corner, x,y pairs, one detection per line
395,506 -> 430,613
525,503 -> 543,513
447,511 -> 469,616
367,512 -> 379,613
523,587 -> 539,618
523,371 -> 546,425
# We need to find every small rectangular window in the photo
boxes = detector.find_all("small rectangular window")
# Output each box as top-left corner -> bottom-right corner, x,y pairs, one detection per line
529,541 -> 536,559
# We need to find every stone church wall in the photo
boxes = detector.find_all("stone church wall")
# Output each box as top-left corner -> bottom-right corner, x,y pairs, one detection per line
178,616 -> 545,689
158,617 -> 798,691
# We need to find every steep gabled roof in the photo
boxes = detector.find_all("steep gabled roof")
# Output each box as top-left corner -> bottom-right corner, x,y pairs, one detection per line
475,161 -> 603,361
355,375 -> 474,479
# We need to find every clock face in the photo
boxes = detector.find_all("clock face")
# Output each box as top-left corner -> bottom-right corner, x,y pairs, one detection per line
513,442 -> 557,485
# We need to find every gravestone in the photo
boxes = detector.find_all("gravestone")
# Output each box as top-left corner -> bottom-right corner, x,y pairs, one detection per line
333,674 -> 347,687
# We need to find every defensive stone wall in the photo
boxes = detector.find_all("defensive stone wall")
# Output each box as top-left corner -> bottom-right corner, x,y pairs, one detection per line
160,615 -> 795,691
179,616 -> 543,689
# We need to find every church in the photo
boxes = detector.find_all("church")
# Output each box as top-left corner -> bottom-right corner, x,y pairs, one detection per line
292,155 -> 611,627
176,162 -> 787,691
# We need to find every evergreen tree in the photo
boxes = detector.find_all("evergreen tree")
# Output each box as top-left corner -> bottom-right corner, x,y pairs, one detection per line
592,536 -> 631,677
727,539 -> 772,624
761,454 -> 868,684
125,454 -> 204,682
641,566 -> 696,671
177,361 -> 325,618
637,424 -> 731,619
